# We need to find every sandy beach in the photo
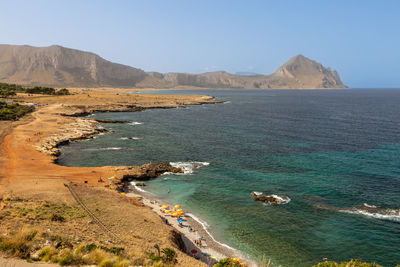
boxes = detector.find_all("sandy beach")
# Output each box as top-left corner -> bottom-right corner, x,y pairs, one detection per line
126,186 -> 240,265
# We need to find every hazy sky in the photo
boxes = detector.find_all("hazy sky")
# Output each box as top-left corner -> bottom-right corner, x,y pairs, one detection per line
1,0 -> 399,87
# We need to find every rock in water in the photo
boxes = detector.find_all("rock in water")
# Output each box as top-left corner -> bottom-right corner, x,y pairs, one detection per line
251,191 -> 291,205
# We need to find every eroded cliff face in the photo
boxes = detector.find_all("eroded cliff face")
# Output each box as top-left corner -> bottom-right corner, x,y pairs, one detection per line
0,44 -> 346,89
0,44 -> 146,87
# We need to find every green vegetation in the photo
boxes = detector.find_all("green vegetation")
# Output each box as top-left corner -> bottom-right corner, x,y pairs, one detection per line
0,198 -> 86,223
0,227 -> 39,258
0,82 -> 70,97
146,247 -> 177,265
214,258 -> 246,267
0,101 -> 34,120
0,228 -> 132,266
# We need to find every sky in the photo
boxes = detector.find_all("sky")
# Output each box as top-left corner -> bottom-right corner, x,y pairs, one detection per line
1,0 -> 400,88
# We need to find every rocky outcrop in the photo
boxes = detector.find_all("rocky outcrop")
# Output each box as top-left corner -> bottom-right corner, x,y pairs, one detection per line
0,44 -> 346,89
251,192 -> 291,205
121,162 -> 183,182
109,162 -> 183,192
35,118 -> 106,159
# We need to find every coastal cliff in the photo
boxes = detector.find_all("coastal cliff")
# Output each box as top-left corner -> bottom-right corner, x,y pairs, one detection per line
0,44 -> 347,89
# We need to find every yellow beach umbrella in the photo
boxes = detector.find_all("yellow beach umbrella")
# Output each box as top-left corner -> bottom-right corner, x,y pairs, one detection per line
174,205 -> 181,209
162,205 -> 169,209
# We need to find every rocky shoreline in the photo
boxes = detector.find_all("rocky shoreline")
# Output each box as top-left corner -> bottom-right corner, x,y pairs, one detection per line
33,98 -> 222,187
34,96 -> 221,162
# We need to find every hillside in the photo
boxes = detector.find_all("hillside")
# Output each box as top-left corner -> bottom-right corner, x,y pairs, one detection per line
0,44 -> 347,89
0,45 -> 146,87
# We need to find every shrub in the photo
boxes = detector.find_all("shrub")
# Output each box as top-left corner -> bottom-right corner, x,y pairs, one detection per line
56,248 -> 75,265
214,258 -> 242,267
86,248 -> 108,264
161,248 -> 176,263
114,258 -> 131,267
99,258 -> 114,267
146,251 -> 162,263
39,246 -> 58,262
0,227 -> 39,258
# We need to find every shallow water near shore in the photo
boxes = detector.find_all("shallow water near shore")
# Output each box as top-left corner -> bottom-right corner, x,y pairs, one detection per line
59,89 -> 400,266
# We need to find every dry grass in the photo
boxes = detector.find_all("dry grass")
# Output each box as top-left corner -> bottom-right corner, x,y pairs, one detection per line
0,226 -> 39,258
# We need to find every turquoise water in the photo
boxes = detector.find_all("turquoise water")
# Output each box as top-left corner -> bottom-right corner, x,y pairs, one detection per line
59,89 -> 400,266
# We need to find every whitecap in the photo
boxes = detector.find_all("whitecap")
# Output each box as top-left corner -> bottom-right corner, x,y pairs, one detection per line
253,192 -> 291,205
120,137 -> 143,140
130,181 -> 146,192
363,203 -> 377,208
169,161 -> 210,174
270,194 -> 291,204
100,147 -> 123,150
339,204 -> 400,222
129,122 -> 142,126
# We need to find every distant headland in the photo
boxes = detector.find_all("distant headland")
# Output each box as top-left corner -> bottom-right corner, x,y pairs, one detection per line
0,44 -> 347,89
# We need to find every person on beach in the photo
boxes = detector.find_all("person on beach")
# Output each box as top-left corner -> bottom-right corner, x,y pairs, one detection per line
168,189 -> 171,193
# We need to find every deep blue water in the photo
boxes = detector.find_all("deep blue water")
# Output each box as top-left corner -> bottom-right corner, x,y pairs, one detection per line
59,89 -> 400,266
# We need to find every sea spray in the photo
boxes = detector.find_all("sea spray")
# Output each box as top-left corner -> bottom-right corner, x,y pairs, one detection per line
339,203 -> 400,222
119,137 -> 143,140
169,161 -> 210,174
131,182 -> 147,193
129,121 -> 142,126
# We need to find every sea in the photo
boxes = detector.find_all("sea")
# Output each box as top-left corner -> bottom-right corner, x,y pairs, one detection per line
58,89 -> 400,267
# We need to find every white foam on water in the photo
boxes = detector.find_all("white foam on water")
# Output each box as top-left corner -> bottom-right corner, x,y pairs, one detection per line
339,204 -> 400,222
169,161 -> 210,174
186,213 -> 236,251
129,122 -> 142,126
254,192 -> 291,205
120,137 -> 143,140
100,147 -> 123,150
363,203 -> 377,208
269,194 -> 291,204
131,182 -> 147,192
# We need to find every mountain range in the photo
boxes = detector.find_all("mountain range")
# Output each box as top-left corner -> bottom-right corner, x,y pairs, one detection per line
0,44 -> 346,89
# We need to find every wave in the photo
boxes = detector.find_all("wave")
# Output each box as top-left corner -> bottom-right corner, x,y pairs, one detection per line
100,147 -> 123,150
186,213 -> 236,251
252,191 -> 291,205
339,203 -> 400,222
129,122 -> 142,126
83,147 -> 128,151
169,161 -> 210,174
131,182 -> 147,192
119,137 -> 143,140
269,194 -> 291,204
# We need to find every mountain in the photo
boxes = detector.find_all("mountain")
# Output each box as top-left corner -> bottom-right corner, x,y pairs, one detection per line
0,44 -> 146,87
0,44 -> 347,89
